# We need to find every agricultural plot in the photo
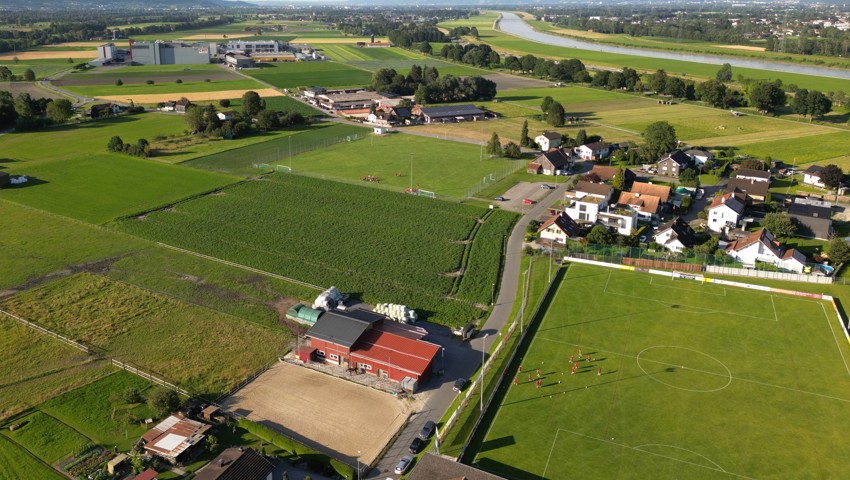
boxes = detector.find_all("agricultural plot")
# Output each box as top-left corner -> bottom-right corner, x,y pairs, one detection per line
0,273 -> 290,398
0,81 -> 66,99
469,263 -> 850,479
61,78 -> 264,98
270,132 -> 522,198
116,174 -> 509,325
317,44 -> 483,76
4,62 -> 70,80
0,435 -> 63,480
454,209 -> 518,304
3,411 -> 91,466
245,61 -> 372,89
56,65 -> 241,84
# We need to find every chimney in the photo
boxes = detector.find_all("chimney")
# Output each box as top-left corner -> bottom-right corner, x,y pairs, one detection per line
721,195 -> 725,203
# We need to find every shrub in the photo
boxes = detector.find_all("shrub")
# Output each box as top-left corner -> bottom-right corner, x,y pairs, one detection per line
219,99 -> 231,108
175,79 -> 183,84
115,79 -> 123,86
146,80 -> 154,85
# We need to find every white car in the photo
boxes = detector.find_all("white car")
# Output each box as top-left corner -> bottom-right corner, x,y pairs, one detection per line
394,455 -> 413,474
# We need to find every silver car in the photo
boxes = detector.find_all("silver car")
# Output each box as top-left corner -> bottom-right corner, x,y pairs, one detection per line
394,455 -> 413,474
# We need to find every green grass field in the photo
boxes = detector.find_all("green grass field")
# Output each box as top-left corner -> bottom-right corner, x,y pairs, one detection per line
68,64 -> 225,79
469,262 -> 850,479
0,273 -> 290,398
245,61 -> 372,89
62,78 -> 263,97
317,44 -> 484,76
3,411 -> 91,465
116,174 -> 510,325
0,435 -> 64,480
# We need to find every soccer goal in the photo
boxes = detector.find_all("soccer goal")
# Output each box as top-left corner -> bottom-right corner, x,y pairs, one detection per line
418,190 -> 436,199
275,165 -> 292,173
672,270 -> 706,284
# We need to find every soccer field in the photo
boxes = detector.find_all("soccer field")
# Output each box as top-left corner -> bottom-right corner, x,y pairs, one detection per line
469,262 -> 850,479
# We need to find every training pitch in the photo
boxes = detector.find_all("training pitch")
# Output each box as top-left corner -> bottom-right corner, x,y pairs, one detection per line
220,362 -> 409,466
468,262 -> 850,479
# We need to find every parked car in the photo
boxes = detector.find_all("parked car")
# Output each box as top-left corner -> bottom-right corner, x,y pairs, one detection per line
494,196 -> 507,201
394,455 -> 413,474
541,184 -> 554,189
453,377 -> 468,393
419,420 -> 436,439
451,323 -> 475,341
408,437 -> 424,454
523,198 -> 535,205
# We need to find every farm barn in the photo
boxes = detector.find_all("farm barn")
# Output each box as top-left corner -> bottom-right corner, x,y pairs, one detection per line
302,309 -> 440,388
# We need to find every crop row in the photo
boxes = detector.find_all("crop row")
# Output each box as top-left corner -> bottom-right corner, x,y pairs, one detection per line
455,210 -> 519,305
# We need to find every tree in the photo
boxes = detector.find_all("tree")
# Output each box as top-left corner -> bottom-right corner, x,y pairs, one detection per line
695,79 -> 727,107
540,96 -> 554,113
807,90 -> 832,119
612,167 -> 626,191
219,99 -> 231,108
821,164 -> 844,190
827,237 -> 850,264
206,434 -> 219,453
740,158 -> 766,170
184,105 -> 206,132
46,99 -> 73,124
504,56 -> 521,72
575,129 -> 587,146
504,142 -> 522,159
748,81 -> 786,114
761,212 -> 796,238
148,389 -> 180,417
792,89 -> 809,116
716,63 -> 733,82
649,69 -> 668,93
679,167 -> 700,187
546,101 -> 565,127
107,136 -> 124,152
241,90 -> 264,117
419,41 -> 432,55
256,110 -> 280,131
520,120 -> 530,147
486,132 -> 502,157
587,225 -> 614,245
115,79 -> 123,86
146,79 -> 154,85
641,121 -> 677,162
520,54 -> 537,72
23,69 -> 35,81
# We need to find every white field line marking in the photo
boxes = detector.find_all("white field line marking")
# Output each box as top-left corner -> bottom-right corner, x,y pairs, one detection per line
560,429 -> 755,479
823,302 -> 850,379
770,295 -> 780,322
537,337 -> 850,404
633,444 -> 726,471
650,277 -> 727,297
540,428 -> 561,480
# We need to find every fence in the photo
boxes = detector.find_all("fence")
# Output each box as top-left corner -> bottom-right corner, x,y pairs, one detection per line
251,132 -> 364,169
465,161 -> 528,198
111,359 -> 193,398
706,265 -> 834,284
213,361 -> 276,405
0,309 -> 90,354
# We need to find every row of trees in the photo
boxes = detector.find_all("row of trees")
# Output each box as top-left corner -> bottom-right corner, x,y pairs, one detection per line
486,132 -> 522,159
107,136 -> 150,158
371,65 -> 440,96
503,55 -> 591,83
0,91 -> 73,130
370,64 -> 497,104
185,91 -> 305,139
439,43 -> 500,68
0,66 -> 35,82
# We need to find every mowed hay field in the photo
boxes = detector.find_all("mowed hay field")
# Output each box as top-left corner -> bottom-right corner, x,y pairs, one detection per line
116,174 -> 509,325
0,273 -> 289,398
469,263 -> 850,479
318,44 -> 484,76
245,61 -> 372,89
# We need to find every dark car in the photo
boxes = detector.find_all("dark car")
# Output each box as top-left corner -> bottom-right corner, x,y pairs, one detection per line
453,377 -> 468,393
419,420 -> 436,440
409,437 -> 424,454
494,196 -> 506,201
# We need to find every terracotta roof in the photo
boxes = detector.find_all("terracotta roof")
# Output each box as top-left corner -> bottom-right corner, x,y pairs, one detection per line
708,192 -> 746,213
574,181 -> 613,198
590,165 -> 635,184
537,212 -> 581,237
726,229 -> 781,257
350,329 -> 439,377
617,191 -> 661,214
726,178 -> 770,198
142,415 -> 211,460
194,448 -> 274,480
629,182 -> 671,203
133,469 -> 159,480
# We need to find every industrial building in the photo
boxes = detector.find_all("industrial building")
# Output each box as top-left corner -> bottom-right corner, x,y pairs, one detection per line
130,40 -> 213,65
225,40 -> 283,54
224,53 -> 255,69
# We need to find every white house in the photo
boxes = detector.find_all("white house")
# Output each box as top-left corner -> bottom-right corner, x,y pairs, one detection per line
572,181 -> 613,202
707,192 -> 746,233
653,217 -> 695,253
597,206 -> 638,235
725,229 -> 806,273
684,149 -> 714,166
564,194 -> 607,224
537,212 -> 581,244
535,132 -> 562,151
574,141 -> 610,161
803,165 -> 827,188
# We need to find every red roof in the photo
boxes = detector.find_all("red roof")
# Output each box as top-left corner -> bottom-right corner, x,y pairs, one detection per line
350,329 -> 439,377
133,469 -> 159,480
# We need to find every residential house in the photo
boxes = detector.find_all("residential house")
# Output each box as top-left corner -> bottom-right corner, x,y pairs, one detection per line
572,181 -> 613,202
574,141 -> 610,161
725,228 -> 806,273
366,110 -> 397,126
564,191 -> 607,224
175,98 -> 192,113
685,149 -> 714,166
707,192 -> 747,233
528,149 -> 572,176
159,101 -> 176,112
629,182 -> 671,204
389,106 -> 412,123
406,453 -> 506,480
90,103 -> 122,117
194,448 -> 274,480
726,178 -> 770,203
537,212 -> 581,244
654,217 -> 696,252
416,104 -> 486,123
216,111 -> 236,121
616,191 -> 662,221
535,132 -> 562,151
803,165 -> 827,188
656,150 -> 691,177
141,414 -> 211,464
788,197 -> 833,240
597,206 -> 638,235
735,168 -> 771,183
591,165 -> 636,187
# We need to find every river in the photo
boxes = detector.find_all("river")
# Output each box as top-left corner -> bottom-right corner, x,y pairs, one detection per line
497,11 -> 850,81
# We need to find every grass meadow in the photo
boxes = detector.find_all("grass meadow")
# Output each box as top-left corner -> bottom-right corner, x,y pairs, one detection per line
317,44 -> 484,76
62,78 -> 263,97
0,273 -> 290,398
2,411 -> 91,465
0,435 -> 63,480
116,174 -> 512,325
468,262 -> 850,479
245,61 -> 372,89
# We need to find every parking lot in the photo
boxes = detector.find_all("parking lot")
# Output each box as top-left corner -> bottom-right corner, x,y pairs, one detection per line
494,181 -> 561,212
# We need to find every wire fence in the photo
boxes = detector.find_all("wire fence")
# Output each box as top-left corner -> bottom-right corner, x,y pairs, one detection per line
465,161 -> 528,198
251,132 -> 364,169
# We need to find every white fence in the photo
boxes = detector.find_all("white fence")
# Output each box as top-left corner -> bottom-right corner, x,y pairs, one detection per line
706,265 -> 834,284
0,309 -> 90,354
111,359 -> 193,398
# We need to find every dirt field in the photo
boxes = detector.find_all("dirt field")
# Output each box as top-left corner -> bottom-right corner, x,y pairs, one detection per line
96,88 -> 283,103
55,71 -> 241,86
718,44 -> 766,52
0,51 -> 96,60
482,73 -> 551,90
221,362 -> 409,466
0,82 -> 66,99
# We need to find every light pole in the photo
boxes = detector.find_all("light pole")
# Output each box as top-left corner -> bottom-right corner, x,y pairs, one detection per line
441,347 -> 445,375
410,153 -> 414,191
480,333 -> 489,412
357,450 -> 361,480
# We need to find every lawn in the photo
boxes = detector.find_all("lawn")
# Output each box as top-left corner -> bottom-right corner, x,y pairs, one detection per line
3,411 -> 91,465
0,273 -> 291,398
39,371 -> 157,451
115,174 -> 513,325
271,132 -> 524,198
245,61 -> 372,89
0,435 -> 64,480
467,262 -> 850,479
317,44 -> 484,76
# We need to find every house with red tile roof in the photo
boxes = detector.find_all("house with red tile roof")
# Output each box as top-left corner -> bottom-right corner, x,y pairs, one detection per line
725,229 -> 806,273
141,415 -> 211,464
707,192 -> 747,233
538,212 -> 582,244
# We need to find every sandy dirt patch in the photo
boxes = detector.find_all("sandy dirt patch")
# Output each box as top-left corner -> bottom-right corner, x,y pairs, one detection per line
717,44 -> 765,52
0,51 -> 96,60
96,88 -> 283,103
221,362 -> 409,467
